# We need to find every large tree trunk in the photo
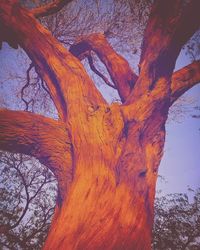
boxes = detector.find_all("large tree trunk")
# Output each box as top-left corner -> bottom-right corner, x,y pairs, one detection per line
42,101 -> 164,250
0,0 -> 200,249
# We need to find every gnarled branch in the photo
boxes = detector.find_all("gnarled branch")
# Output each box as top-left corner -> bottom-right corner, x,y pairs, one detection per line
0,109 -> 72,200
171,60 -> 200,104
123,60 -> 200,126
69,33 -> 138,102
0,1 -> 106,121
128,0 -> 200,101
32,0 -> 73,18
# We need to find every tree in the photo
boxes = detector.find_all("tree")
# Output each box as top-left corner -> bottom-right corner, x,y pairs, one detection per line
0,152 -> 56,249
153,188 -> 200,250
0,0 -> 200,249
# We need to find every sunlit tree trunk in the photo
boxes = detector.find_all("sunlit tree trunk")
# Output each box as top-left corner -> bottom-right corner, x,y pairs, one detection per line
0,0 -> 200,249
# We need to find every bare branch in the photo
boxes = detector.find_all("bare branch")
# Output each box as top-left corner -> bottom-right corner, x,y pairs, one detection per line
9,168 -> 30,229
21,62 -> 34,111
32,0 -> 73,18
87,54 -> 116,89
41,79 -> 52,99
34,66 -> 53,100
171,60 -> 200,105
0,109 -> 73,199
69,33 -> 138,102
26,207 -> 54,241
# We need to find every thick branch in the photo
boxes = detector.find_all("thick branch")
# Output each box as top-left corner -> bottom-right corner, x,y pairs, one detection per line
32,0 -> 73,18
0,1 -> 106,121
128,0 -> 200,102
0,109 -> 72,199
70,33 -> 138,102
122,60 -> 200,123
171,60 -> 200,104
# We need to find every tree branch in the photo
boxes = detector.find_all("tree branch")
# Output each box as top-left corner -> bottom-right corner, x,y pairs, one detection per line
170,60 -> 200,104
128,0 -> 200,102
87,54 -> 116,89
0,1 -> 106,121
32,0 -> 73,18
0,109 -> 72,200
10,161 -> 31,230
69,33 -> 138,102
21,62 -> 34,111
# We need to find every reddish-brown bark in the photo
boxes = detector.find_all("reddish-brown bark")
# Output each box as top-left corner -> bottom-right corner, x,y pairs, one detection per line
171,60 -> 200,104
0,109 -> 72,200
32,0 -> 73,18
70,33 -> 138,102
0,0 -> 200,249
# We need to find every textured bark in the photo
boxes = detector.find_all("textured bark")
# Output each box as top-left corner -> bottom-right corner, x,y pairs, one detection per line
0,0 -> 200,249
0,0 -> 106,121
32,0 -> 73,18
0,109 -> 72,200
171,60 -> 200,104
70,33 -> 138,102
128,0 -> 200,101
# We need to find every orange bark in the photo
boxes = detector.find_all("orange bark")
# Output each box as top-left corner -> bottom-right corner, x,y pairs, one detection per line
0,109 -> 72,201
32,0 -> 73,18
70,33 -> 138,102
0,0 -> 200,249
171,60 -> 200,104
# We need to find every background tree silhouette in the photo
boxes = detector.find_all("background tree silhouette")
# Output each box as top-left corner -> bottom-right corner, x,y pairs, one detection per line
153,188 -> 200,250
0,152 -> 56,249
